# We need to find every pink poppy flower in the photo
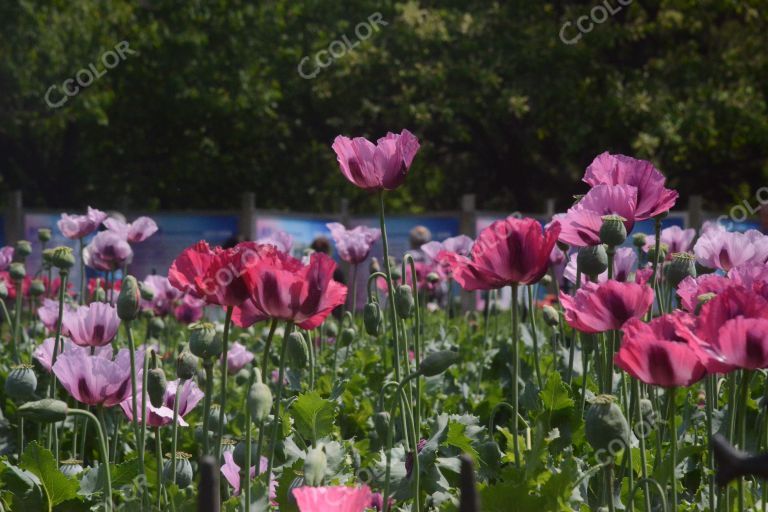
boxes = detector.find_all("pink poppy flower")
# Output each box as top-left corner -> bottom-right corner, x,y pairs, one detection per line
421,235 -> 474,262
53,348 -> 135,407
332,130 -> 420,191
37,299 -> 75,333
713,317 -> 768,370
120,378 -> 204,427
292,485 -> 372,512
257,231 -> 294,254
326,223 -> 381,265
558,184 -> 637,247
174,294 -> 205,324
141,275 -> 182,315
83,231 -> 133,271
57,207 -> 108,240
693,230 -> 758,271
220,451 -> 276,499
33,336 -> 111,372
564,247 -> 637,285
223,342 -> 254,374
560,280 -> 654,333
583,152 -> 678,220
104,216 -> 159,243
644,226 -> 696,255
0,246 -> 13,271
676,274 -> 734,312
440,217 -> 560,290
62,302 -> 120,347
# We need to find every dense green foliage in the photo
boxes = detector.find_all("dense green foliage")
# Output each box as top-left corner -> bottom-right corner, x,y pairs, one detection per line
1,1 -> 767,212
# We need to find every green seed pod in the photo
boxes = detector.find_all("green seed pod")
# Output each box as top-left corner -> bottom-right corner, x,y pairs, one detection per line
599,215 -> 628,247
233,440 -> 258,467
148,316 -> 166,339
665,252 -> 696,288
248,379 -> 273,423
194,427 -> 215,447
59,459 -> 84,477
38,228 -> 52,243
163,455 -> 193,488
50,246 -> 75,270
147,368 -> 168,408
208,405 -> 227,432
14,240 -> 32,261
29,279 -> 45,297
339,327 -> 356,348
647,243 -> 668,264
373,411 -> 390,440
363,302 -> 383,336
324,319 -> 338,338
542,305 -> 560,327
638,398 -> 656,435
585,395 -> 629,453
190,323 -> 222,359
419,350 -> 460,377
426,272 -> 440,284
41,249 -> 54,267
17,399 -> 68,423
5,365 -> 38,401
286,331 -> 309,369
577,245 -> 608,278
139,281 -> 155,301
303,446 -> 327,487
117,276 -> 141,321
176,351 -> 199,380
395,284 -> 415,319
632,233 -> 647,248
9,262 -> 25,281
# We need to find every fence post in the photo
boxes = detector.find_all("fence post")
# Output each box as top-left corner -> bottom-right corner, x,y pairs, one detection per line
688,195 -> 703,230
460,194 -> 476,312
240,192 -> 255,240
3,190 -> 23,245
545,198 -> 556,219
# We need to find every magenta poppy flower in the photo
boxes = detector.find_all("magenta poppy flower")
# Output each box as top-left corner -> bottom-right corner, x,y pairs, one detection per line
615,316 -> 706,387
222,342 -> 254,374
237,251 -> 347,330
62,302 -> 120,347
0,246 -> 13,271
332,130 -> 420,191
57,207 -> 108,240
174,294 -> 205,324
141,275 -> 182,315
558,184 -> 637,247
33,336 -> 111,372
292,485 -> 372,512
104,216 -> 158,243
564,247 -> 638,285
583,152 -> 678,220
221,451 -> 275,499
53,348 -> 134,407
560,280 -> 654,333
120,378 -> 204,427
257,231 -> 294,254
83,231 -> 133,271
713,317 -> 768,370
676,274 -> 735,312
326,223 -> 381,265
439,217 -> 560,290
644,226 -> 696,255
693,230 -> 760,271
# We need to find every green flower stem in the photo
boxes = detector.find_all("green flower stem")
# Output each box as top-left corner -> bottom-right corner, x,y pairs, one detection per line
349,263 -> 359,314
243,369 -> 256,512
78,238 -> 86,304
667,387 -> 677,512
403,256 -> 422,441
202,361 -> 214,456
214,306 -> 234,463
0,299 -> 12,340
124,321 -> 145,479
382,374 -> 419,512
632,379 -> 652,512
511,283 -> 521,469
170,378 -> 185,486
139,348 -> 150,509
477,290 -> 493,394
47,270 -> 68,465
259,319 -> 279,385
650,217 -> 662,309
526,286 -> 543,391
155,426 -> 163,510
11,277 -> 22,363
70,409 -> 112,511
736,371 -> 752,511
266,321 -> 294,483
377,192 -> 402,391
705,375 -> 716,512
307,330 -> 315,390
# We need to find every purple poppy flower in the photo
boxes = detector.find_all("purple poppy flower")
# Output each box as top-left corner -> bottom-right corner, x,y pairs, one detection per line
221,452 -> 275,499
38,299 -> 76,333
644,226 -> 696,255
693,229 -> 762,271
174,294 -> 205,324
222,342 -> 254,374
141,275 -> 182,315
33,336 -> 112,372
62,302 -> 120,347
119,378 -> 203,427
53,348 -> 134,407
104,216 -> 159,243
257,231 -> 293,254
0,246 -> 13,271
83,231 -> 133,271
421,235 -> 473,262
57,207 -> 108,240
326,223 -> 381,264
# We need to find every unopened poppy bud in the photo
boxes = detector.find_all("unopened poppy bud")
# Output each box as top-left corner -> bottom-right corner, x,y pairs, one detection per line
148,316 -> 165,338
208,405 -> 226,432
233,441 -> 258,468
577,245 -> 608,278
14,240 -> 32,261
694,292 -> 717,315
339,327 -> 356,348
373,412 -> 390,440
419,350 -> 460,377
364,302 -> 383,336
139,281 -> 154,301
303,446 -> 327,487
177,351 -> 199,380
632,233 -> 647,248
147,367 -> 168,408
190,323 -> 222,359
248,379 -> 273,423
29,279 -> 45,297
286,331 -> 309,368
638,398 -> 656,434
647,243 -> 668,263
17,398 -> 68,423
163,453 -> 193,488
585,395 -> 629,453
324,319 -> 338,338
599,215 -> 627,246
117,276 -> 141,321
542,305 -> 560,327
9,262 -> 25,281
390,266 -> 402,282
60,459 -> 84,477
426,272 -> 440,284
38,228 -> 52,243
395,284 -> 414,319
51,246 -> 75,270
665,252 -> 696,288
5,364 -> 38,401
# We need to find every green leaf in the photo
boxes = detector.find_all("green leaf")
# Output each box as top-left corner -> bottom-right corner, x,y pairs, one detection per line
19,441 -> 79,508
540,372 -> 573,412
445,421 -> 479,462
290,391 -> 336,444
1,460 -> 45,512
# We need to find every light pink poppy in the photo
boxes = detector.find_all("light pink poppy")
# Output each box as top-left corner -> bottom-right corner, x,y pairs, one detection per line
644,226 -> 696,255
174,294 -> 205,324
141,275 -> 182,315
62,302 -> 120,347
292,485 -> 373,512
326,223 -> 381,265
223,342 -> 254,374
257,231 -> 294,254
57,207 -> 108,240
120,378 -> 204,427
0,246 -> 13,271
104,216 -> 158,243
332,130 -> 420,191
83,231 -> 133,271
37,299 -> 76,333
33,336 -> 111,372
220,451 -> 276,499
53,348 -> 135,407
693,230 -> 757,271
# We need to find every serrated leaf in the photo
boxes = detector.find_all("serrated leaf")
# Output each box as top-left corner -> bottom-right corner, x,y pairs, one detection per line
290,391 -> 336,444
445,421 -> 479,462
1,460 -> 45,512
540,372 -> 573,412
20,441 -> 79,508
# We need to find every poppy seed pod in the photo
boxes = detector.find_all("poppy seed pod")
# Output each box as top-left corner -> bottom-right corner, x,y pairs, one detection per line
148,316 -> 165,339
42,249 -> 55,267
576,245 -> 608,278
639,398 -> 656,434
542,305 -> 560,327
647,243 -> 668,264
339,327 -> 356,348
176,351 -> 199,380
390,266 -> 402,282
324,320 -> 338,338
599,215 -> 628,247
163,454 -> 193,488
5,365 -> 38,401
207,405 -> 227,432
585,395 -> 629,453
147,367 -> 168,408
540,274 -> 552,286
233,440 -> 258,467
29,279 -> 45,297
395,284 -> 415,319
632,233 -> 647,248
51,246 -> 75,270
419,350 -> 460,377
248,380 -> 273,423
426,272 -> 440,284
665,252 -> 696,288
117,276 -> 141,321
364,302 -> 383,336
303,446 -> 327,487
38,228 -> 52,243
189,323 -> 222,359
9,262 -> 25,281
59,459 -> 84,478
373,411 -> 390,440
93,288 -> 107,303
14,240 -> 32,261
17,399 -> 68,423
286,331 -> 309,368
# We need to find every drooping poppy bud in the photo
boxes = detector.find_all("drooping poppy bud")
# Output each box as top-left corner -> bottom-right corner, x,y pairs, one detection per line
176,350 -> 199,380
419,350 -> 460,377
542,305 -> 560,327
248,378 -> 273,423
395,284 -> 415,319
147,367 -> 168,408
364,302 -> 383,336
17,398 -> 68,423
339,327 -> 356,348
286,331 -> 309,369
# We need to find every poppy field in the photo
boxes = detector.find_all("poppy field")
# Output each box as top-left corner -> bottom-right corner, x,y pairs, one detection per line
0,130 -> 767,512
